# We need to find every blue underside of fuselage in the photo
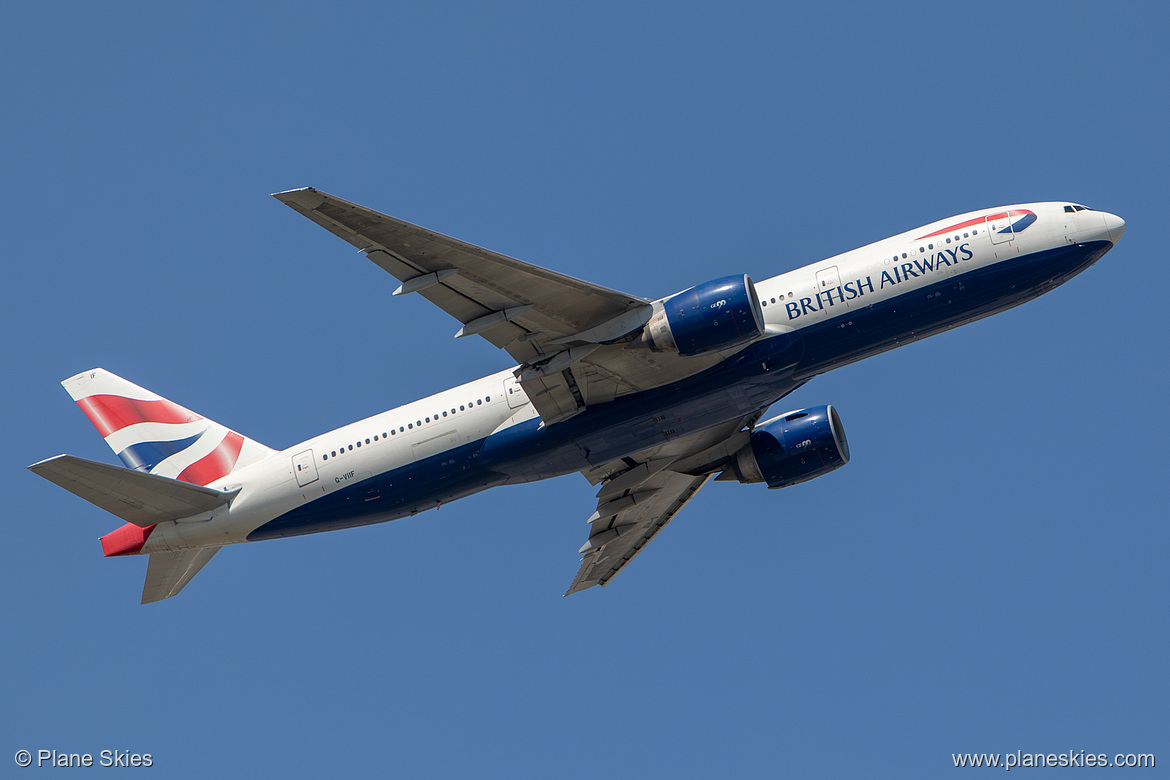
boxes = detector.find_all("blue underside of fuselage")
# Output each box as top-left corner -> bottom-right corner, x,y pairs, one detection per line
247,240 -> 1111,542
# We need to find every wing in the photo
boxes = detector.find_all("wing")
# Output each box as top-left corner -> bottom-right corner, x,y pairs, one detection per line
273,188 -> 725,425
567,470 -> 712,595
272,187 -> 650,361
565,411 -> 766,595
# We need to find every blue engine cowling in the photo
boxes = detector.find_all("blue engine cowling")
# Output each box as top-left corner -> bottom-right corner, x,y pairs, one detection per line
644,274 -> 765,357
724,405 -> 850,489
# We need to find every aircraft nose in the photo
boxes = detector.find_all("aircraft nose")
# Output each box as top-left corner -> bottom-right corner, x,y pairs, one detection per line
1102,211 -> 1126,244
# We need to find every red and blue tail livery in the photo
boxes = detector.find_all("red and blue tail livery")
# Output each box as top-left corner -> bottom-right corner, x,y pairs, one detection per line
63,369 -> 272,486
30,193 -> 1125,603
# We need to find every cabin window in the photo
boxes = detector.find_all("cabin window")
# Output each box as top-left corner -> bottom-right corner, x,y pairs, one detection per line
323,454 -> 328,461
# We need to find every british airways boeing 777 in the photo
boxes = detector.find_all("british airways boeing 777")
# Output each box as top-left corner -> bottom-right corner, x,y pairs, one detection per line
30,191 -> 1126,602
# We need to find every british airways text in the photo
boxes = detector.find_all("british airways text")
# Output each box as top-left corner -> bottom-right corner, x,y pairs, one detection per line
785,243 -> 973,321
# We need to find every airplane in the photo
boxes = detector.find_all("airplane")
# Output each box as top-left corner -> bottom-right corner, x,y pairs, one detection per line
29,190 -> 1126,603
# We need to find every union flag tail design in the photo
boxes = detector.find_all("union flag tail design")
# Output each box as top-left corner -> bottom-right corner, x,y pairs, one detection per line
62,368 -> 275,487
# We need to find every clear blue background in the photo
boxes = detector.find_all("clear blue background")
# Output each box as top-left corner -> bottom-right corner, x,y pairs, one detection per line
2,2 -> 1166,776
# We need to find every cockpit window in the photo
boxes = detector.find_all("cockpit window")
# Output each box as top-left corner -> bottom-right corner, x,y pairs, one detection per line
1064,205 -> 1075,213
1065,205 -> 1090,213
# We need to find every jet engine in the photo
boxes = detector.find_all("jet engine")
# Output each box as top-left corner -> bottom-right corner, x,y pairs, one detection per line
720,405 -> 850,489
642,274 -> 765,357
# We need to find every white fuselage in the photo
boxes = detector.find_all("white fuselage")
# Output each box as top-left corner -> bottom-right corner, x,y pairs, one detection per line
142,202 -> 1123,554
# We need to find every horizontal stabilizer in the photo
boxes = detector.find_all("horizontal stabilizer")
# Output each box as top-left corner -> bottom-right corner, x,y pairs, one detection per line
142,547 -> 221,604
29,454 -> 237,527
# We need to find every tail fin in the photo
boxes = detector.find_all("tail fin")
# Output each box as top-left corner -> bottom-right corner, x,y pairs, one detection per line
62,368 -> 275,487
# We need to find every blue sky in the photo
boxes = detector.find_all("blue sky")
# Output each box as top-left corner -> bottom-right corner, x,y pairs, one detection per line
3,2 -> 1166,776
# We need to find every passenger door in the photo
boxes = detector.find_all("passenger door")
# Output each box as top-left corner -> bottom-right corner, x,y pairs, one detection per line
986,213 -> 1015,245
503,375 -> 527,408
293,449 -> 319,487
815,265 -> 848,310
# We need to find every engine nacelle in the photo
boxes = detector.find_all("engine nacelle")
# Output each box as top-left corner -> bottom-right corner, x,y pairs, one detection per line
723,405 -> 850,489
643,274 -> 765,357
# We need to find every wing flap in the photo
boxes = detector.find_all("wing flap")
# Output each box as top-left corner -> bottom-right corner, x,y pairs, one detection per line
29,455 -> 236,526
142,547 -> 221,604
